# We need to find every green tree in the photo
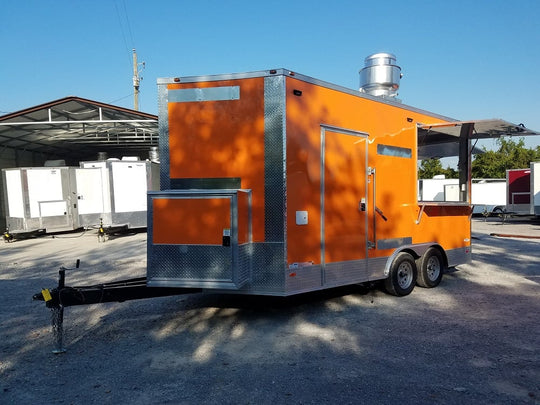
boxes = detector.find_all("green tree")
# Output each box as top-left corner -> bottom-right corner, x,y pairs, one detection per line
472,137 -> 539,178
418,158 -> 443,179
418,158 -> 458,179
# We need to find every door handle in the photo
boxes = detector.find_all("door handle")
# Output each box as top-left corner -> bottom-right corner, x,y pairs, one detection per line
375,206 -> 387,221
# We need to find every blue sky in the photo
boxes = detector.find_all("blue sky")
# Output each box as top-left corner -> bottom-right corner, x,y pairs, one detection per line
2,0 -> 539,151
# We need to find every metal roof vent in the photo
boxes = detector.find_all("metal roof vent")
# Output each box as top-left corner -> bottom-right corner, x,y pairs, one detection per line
359,53 -> 402,99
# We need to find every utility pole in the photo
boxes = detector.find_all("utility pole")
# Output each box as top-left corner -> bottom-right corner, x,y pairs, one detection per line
132,48 -> 140,111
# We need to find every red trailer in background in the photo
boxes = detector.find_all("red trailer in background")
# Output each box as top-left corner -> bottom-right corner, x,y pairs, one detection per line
506,168 -> 531,214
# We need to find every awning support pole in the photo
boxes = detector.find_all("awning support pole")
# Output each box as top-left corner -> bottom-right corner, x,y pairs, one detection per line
459,123 -> 474,202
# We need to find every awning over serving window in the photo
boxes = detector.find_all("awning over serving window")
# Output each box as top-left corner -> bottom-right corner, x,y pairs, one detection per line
417,119 -> 540,159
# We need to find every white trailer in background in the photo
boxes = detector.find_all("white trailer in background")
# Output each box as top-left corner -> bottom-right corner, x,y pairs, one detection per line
419,161 -> 540,216
78,159 -> 159,229
418,177 -> 506,215
2,159 -> 160,237
75,161 -> 111,228
418,176 -> 460,202
471,179 -> 507,215
2,167 -> 80,234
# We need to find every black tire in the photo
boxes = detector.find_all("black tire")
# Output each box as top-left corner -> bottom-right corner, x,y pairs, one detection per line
384,252 -> 417,296
416,247 -> 444,288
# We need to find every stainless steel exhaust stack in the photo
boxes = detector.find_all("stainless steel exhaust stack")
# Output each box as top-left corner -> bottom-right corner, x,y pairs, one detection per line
359,53 -> 402,99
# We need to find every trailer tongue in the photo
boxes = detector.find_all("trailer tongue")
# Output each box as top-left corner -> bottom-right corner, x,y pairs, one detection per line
33,271 -> 200,308
33,261 -> 200,353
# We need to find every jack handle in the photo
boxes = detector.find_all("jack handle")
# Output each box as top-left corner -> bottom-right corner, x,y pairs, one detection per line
58,259 -> 80,289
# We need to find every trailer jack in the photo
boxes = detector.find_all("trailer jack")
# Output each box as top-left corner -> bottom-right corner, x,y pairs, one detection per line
3,228 -> 13,243
97,218 -> 106,242
33,261 -> 201,354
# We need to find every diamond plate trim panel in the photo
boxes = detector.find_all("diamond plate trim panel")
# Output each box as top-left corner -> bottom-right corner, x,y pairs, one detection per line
237,244 -> 252,287
248,242 -> 285,292
158,83 -> 170,189
264,76 -> 286,242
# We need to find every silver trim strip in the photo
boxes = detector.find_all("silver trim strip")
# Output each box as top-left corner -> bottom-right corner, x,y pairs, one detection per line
168,86 -> 240,103
377,237 -> 413,250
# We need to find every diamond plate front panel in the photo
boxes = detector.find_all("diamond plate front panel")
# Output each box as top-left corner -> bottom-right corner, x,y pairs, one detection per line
148,245 -> 233,286
148,243 -> 254,290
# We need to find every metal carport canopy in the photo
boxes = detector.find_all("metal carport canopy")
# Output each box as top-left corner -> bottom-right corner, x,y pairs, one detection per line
0,96 -> 158,163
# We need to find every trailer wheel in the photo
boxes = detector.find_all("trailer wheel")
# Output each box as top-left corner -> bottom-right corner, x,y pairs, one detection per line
416,247 -> 444,288
384,252 -> 417,296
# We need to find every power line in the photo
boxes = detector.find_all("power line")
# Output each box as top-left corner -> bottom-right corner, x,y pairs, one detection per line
108,93 -> 134,104
114,0 -> 132,68
122,0 -> 135,46
113,0 -> 142,110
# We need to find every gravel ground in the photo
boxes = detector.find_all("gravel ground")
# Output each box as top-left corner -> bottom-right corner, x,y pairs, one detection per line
1,217 -> 539,404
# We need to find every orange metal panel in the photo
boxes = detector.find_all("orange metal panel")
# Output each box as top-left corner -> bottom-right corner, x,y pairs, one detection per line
413,205 -> 471,250
285,82 -> 322,265
152,197 -> 230,245
284,76 -> 469,264
166,78 -> 266,242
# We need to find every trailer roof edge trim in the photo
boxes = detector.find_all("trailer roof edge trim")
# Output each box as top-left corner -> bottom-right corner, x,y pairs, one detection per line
158,68 -> 458,123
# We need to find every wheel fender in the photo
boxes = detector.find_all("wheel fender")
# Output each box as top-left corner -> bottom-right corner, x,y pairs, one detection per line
383,243 -> 444,277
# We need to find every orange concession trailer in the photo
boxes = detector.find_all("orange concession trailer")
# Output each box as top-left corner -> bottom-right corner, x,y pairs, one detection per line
147,69 -> 474,296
